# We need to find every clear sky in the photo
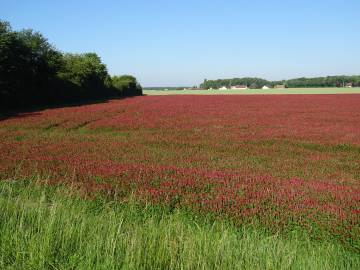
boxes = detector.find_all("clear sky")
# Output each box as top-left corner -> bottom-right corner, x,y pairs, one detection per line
1,0 -> 359,87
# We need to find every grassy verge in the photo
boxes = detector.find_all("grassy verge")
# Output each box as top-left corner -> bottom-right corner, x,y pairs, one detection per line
0,179 -> 359,270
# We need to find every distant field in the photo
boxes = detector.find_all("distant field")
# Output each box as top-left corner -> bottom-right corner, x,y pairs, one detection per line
144,87 -> 360,95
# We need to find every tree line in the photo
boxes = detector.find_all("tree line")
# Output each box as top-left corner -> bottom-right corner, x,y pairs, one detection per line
143,87 -> 189,90
0,21 -> 142,112
200,76 -> 360,89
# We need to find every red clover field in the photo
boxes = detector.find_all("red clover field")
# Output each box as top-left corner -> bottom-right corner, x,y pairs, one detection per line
1,94 -> 360,268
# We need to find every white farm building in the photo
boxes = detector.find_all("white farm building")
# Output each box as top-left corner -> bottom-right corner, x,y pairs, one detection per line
230,85 -> 248,90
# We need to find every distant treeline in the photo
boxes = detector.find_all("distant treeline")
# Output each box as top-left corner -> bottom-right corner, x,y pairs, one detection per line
0,21 -> 142,112
200,76 -> 360,89
143,87 -> 189,90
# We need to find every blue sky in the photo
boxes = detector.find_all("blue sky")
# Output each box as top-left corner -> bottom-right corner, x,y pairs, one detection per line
1,0 -> 359,86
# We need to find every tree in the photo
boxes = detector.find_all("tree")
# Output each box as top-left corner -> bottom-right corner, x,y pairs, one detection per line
59,53 -> 108,87
0,21 -> 66,109
17,29 -> 63,77
57,53 -> 112,98
201,76 -> 360,89
0,20 -> 143,111
111,75 -> 142,96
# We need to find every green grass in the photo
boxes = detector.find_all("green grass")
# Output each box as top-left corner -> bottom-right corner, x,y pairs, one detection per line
0,180 -> 359,269
144,87 -> 360,95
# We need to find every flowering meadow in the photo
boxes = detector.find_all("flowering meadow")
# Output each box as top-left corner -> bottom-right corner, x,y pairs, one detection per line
1,95 -> 359,249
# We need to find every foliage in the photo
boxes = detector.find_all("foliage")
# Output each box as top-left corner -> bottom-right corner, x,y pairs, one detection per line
59,53 -> 109,89
111,75 -> 143,96
201,77 -> 272,89
201,76 -> 360,89
0,22 -> 62,109
286,76 -> 360,88
0,180 -> 359,269
56,53 -> 116,99
143,87 -> 189,90
0,20 -> 142,112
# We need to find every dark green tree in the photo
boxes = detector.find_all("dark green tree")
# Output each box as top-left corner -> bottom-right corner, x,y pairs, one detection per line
0,21 -> 64,109
111,75 -> 142,96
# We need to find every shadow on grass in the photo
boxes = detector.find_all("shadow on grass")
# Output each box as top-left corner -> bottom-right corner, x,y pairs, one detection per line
0,95 -> 142,122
